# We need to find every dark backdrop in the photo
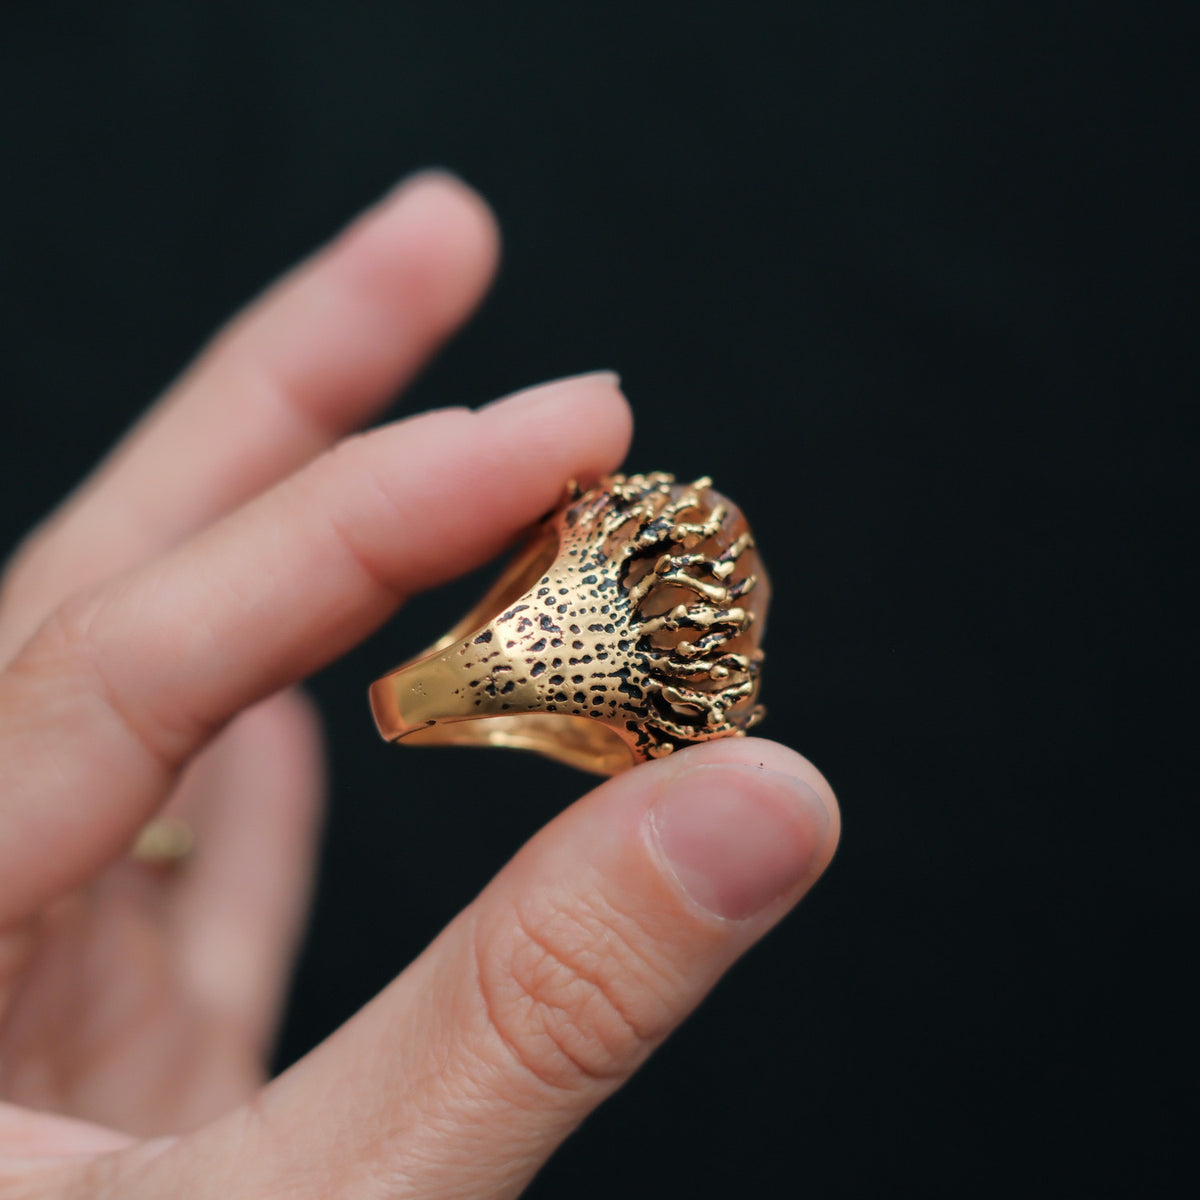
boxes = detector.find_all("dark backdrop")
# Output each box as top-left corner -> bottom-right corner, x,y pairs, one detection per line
1,2 -> 1194,1196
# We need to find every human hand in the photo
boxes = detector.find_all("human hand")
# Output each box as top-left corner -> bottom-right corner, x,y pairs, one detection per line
0,171 -> 839,1198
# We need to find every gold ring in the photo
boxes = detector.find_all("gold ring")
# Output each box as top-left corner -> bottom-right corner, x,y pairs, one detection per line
130,816 -> 195,867
369,472 -> 768,775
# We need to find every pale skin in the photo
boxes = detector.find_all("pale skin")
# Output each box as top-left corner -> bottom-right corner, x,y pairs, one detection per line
0,172 -> 840,1199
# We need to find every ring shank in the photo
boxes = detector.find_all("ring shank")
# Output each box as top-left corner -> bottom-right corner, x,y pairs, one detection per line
393,712 -> 638,775
368,527 -> 639,775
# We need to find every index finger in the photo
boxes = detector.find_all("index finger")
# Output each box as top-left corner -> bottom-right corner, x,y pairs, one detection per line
0,373 -> 631,926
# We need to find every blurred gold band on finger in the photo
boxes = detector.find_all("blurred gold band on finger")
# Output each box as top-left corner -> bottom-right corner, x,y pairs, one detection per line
369,472 -> 769,776
130,817 -> 195,866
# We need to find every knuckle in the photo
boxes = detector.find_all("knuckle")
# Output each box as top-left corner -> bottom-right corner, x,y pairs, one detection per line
18,592 -> 195,774
17,587 -> 105,672
52,1153 -> 126,1200
472,890 -> 676,1093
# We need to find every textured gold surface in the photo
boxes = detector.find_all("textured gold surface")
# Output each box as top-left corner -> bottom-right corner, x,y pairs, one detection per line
369,473 -> 768,774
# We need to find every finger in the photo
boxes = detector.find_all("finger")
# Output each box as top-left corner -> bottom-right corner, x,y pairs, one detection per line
0,170 -> 500,661
126,738 -> 839,1200
0,1101 -> 133,1157
0,373 -> 631,926
86,687 -> 324,1096
165,690 -> 325,1054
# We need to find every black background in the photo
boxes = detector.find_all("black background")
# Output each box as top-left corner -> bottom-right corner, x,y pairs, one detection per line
1,2 -> 1195,1196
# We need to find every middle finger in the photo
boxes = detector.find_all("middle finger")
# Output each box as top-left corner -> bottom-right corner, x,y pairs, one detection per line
0,171 -> 499,662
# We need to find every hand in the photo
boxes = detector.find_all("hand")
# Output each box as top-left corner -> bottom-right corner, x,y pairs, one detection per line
0,171 -> 839,1198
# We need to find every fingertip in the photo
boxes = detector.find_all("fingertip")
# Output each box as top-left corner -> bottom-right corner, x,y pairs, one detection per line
479,371 -> 634,484
391,167 -> 502,245
352,168 -> 502,316
298,375 -> 631,603
208,168 -> 503,439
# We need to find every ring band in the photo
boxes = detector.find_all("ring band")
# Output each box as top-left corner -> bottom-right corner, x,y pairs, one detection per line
130,816 -> 195,866
369,472 -> 769,775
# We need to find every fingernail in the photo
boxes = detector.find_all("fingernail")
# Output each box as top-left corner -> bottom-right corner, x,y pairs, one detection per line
478,370 -> 622,412
649,764 -> 830,921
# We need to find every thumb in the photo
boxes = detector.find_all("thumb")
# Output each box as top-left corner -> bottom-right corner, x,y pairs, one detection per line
123,738 -> 838,1200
